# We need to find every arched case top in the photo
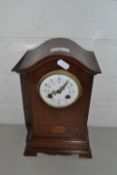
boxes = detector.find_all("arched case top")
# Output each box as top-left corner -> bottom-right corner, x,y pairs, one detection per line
12,38 -> 101,75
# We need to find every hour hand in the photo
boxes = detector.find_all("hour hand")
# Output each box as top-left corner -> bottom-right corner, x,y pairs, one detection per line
47,80 -> 69,98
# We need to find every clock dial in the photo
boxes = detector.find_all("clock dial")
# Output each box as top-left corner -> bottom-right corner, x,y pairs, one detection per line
37,70 -> 82,108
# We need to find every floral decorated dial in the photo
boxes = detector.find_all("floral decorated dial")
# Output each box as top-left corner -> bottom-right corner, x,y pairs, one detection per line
38,70 -> 82,108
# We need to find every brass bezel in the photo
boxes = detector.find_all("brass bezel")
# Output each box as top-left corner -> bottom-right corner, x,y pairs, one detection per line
36,70 -> 83,108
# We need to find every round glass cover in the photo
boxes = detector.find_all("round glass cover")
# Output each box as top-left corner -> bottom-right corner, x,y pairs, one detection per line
37,70 -> 82,108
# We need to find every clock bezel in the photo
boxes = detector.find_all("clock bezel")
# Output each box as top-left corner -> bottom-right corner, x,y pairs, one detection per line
36,69 -> 83,108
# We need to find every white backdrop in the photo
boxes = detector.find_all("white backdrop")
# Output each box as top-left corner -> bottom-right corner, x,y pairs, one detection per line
0,0 -> 117,126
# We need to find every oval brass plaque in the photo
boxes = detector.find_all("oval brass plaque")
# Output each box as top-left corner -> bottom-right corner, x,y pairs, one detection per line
51,125 -> 66,134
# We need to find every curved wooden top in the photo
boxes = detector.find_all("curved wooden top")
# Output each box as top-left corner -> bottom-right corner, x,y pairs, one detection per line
12,38 -> 101,74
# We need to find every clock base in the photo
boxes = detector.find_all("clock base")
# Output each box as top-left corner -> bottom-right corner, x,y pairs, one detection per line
24,148 -> 92,159
24,135 -> 92,159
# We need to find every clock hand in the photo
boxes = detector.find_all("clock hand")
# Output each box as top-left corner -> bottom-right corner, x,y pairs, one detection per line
56,80 -> 69,94
47,80 -> 69,98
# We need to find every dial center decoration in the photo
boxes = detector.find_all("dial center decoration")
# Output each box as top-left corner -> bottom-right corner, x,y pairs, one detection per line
38,70 -> 82,108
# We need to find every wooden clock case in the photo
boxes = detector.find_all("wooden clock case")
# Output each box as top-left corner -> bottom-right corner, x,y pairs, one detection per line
12,38 -> 101,158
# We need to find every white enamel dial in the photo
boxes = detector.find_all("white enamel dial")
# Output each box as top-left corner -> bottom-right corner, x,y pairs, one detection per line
38,70 -> 82,108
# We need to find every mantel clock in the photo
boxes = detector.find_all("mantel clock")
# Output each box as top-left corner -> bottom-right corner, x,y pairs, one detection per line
12,38 -> 101,158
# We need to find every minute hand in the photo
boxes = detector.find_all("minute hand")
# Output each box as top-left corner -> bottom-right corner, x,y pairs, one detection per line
56,80 -> 69,94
